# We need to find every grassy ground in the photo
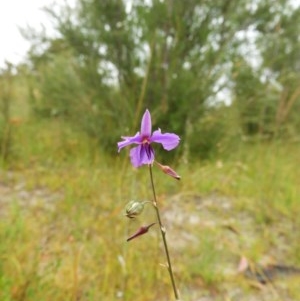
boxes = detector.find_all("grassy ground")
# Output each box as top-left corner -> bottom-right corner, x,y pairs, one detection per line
0,118 -> 300,301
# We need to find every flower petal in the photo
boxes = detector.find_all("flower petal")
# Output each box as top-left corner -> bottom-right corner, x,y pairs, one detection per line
138,144 -> 155,165
117,132 -> 141,152
140,109 -> 152,137
130,144 -> 155,167
151,129 -> 180,150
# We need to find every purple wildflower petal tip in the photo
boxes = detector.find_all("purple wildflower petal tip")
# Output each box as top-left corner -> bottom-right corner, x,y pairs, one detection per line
141,109 -> 152,137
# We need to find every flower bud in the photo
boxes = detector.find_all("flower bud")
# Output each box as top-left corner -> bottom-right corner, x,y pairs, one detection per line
127,223 -> 156,241
124,200 -> 144,218
155,161 -> 181,180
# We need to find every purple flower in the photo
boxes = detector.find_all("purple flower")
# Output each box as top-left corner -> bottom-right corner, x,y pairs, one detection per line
118,109 -> 180,167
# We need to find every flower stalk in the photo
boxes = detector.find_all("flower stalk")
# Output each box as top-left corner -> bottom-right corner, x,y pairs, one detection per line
118,109 -> 181,300
149,164 -> 180,300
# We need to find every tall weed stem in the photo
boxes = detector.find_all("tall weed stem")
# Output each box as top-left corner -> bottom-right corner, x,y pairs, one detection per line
149,165 -> 180,300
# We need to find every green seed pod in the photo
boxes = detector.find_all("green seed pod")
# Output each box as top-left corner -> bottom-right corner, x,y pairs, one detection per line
125,200 -> 144,218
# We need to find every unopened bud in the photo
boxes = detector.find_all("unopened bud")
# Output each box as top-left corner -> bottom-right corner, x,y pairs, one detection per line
124,200 -> 144,218
127,223 -> 156,241
155,162 -> 181,180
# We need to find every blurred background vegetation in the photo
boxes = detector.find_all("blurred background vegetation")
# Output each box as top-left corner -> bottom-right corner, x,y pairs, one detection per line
1,0 -> 300,163
1,1 -> 300,300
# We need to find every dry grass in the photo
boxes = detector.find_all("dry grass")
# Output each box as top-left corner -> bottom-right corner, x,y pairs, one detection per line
0,119 -> 300,301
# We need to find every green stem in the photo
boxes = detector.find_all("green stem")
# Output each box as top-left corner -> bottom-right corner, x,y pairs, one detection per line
149,165 -> 180,300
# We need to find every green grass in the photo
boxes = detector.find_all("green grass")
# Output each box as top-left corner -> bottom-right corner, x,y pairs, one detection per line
1,117 -> 300,301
